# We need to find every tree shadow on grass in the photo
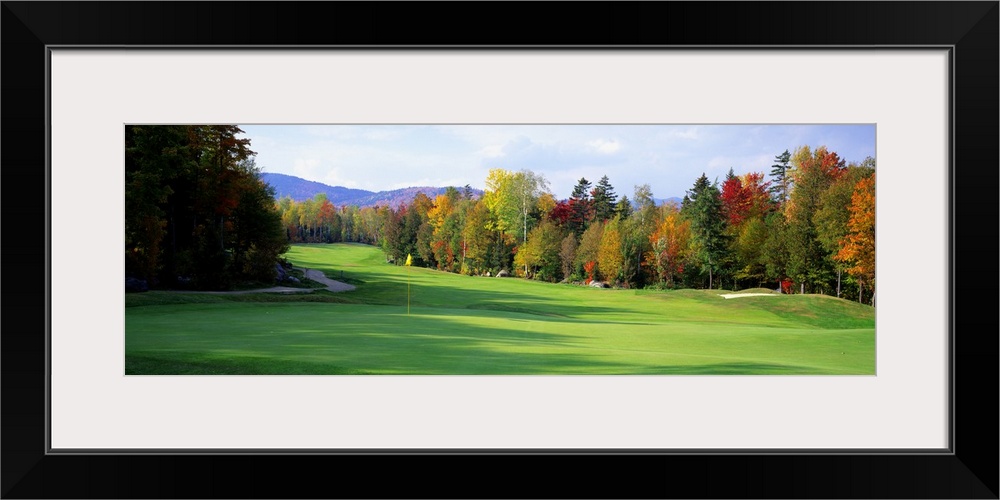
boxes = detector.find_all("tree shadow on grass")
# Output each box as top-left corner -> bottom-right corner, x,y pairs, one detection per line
125,308 -> 845,375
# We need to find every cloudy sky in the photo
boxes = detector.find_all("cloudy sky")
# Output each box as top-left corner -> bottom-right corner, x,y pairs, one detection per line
237,124 -> 876,200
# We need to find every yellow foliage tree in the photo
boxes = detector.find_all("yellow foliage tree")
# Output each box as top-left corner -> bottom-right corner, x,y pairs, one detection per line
646,206 -> 691,287
597,217 -> 625,284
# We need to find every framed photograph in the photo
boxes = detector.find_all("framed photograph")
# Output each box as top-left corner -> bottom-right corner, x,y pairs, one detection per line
4,2 -> 996,498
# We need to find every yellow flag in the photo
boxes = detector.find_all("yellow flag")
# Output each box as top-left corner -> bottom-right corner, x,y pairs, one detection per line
405,254 -> 412,266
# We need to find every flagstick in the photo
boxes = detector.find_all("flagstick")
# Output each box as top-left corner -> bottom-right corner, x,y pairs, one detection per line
407,264 -> 410,316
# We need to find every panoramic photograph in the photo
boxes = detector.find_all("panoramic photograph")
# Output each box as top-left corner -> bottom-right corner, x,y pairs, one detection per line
125,124 -> 876,375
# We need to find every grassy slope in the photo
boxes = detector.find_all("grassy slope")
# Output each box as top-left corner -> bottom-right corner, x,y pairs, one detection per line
125,243 -> 875,375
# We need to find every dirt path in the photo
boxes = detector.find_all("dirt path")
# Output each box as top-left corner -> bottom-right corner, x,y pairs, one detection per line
179,268 -> 355,294
302,268 -> 356,292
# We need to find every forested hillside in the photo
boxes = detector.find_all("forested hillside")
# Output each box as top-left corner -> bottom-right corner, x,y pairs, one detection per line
273,147 -> 876,304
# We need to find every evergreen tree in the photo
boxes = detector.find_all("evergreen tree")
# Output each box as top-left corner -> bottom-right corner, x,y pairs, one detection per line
683,173 -> 727,289
615,195 -> 633,219
568,177 -> 593,235
769,149 -> 792,204
591,175 -> 618,222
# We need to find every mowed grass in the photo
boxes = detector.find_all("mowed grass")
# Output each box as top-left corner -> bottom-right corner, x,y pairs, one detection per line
125,243 -> 875,375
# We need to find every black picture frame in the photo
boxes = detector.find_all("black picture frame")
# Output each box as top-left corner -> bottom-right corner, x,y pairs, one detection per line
2,2 -> 996,498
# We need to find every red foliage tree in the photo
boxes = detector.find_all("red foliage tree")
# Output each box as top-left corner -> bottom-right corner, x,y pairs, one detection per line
583,260 -> 597,284
721,172 -> 773,227
548,199 -> 574,227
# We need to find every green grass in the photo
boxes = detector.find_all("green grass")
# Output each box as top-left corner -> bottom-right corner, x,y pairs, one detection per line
125,243 -> 876,375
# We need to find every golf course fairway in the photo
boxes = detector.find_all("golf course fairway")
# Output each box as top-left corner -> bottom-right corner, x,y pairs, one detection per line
125,243 -> 876,375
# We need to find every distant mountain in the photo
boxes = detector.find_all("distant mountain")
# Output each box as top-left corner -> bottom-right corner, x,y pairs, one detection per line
625,196 -> 683,209
260,172 -> 482,208
656,197 -> 684,207
261,173 -> 374,204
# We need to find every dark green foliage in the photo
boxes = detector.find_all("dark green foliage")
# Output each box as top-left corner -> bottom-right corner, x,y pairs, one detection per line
683,174 -> 728,289
569,177 -> 593,235
230,164 -> 290,283
592,175 -> 618,222
769,149 -> 792,204
615,195 -> 633,219
124,125 -> 288,290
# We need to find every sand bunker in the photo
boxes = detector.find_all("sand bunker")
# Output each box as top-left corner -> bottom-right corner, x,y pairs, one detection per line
719,293 -> 779,299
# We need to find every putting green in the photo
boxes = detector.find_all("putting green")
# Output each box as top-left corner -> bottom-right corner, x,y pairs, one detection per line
125,243 -> 876,375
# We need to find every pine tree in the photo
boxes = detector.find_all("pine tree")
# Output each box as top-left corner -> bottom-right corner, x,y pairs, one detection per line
683,173 -> 727,289
591,175 -> 618,222
568,177 -> 593,235
769,149 -> 792,204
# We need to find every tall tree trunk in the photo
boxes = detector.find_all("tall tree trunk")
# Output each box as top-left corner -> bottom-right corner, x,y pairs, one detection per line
836,268 -> 841,298
523,207 -> 530,277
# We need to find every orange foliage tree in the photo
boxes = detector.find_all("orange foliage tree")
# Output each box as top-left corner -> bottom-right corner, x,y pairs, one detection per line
646,206 -> 691,287
836,175 -> 876,304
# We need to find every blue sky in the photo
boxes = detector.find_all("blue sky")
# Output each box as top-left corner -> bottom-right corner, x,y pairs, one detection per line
237,124 -> 875,200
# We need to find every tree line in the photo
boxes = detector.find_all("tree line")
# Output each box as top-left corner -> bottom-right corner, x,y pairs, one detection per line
125,125 -> 288,290
274,146 -> 876,304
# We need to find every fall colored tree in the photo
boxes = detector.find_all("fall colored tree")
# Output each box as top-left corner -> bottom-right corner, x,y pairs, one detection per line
548,199 -> 574,227
721,170 -> 773,227
559,233 -> 579,280
461,199 -> 496,275
379,205 -> 403,262
836,174 -> 876,304
483,168 -> 548,244
647,204 -> 691,288
597,216 -> 626,284
575,221 -> 605,281
786,145 -> 847,293
719,170 -> 774,289
427,194 -> 457,270
513,219 -> 566,281
483,168 -> 519,235
259,143 -> 873,302
339,205 -> 357,242
720,168 -> 748,226
815,159 -> 875,297
583,261 -> 598,284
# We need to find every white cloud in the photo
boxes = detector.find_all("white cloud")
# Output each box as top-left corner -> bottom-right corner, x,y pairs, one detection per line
667,126 -> 701,140
478,144 -> 504,158
588,138 -> 621,154
292,158 -> 321,178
